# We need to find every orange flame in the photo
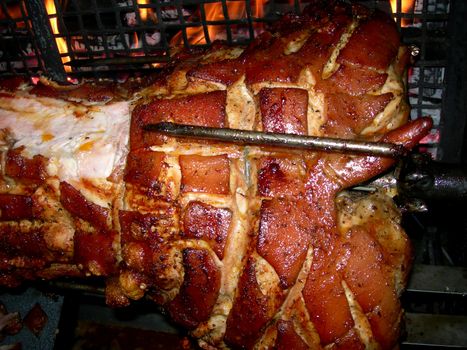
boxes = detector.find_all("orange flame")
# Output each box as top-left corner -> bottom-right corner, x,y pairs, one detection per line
137,0 -> 156,22
133,32 -> 139,48
130,32 -> 149,58
254,0 -> 265,19
172,0 -> 266,46
45,0 -> 71,72
390,0 -> 416,27
253,0 -> 265,31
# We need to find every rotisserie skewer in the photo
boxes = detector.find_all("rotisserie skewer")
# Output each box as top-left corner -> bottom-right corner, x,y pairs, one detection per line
146,122 -> 409,157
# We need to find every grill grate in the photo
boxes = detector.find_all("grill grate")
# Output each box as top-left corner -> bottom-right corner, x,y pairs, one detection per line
0,0 -> 465,161
398,0 -> 451,160
0,0 -> 306,78
0,0 -> 46,76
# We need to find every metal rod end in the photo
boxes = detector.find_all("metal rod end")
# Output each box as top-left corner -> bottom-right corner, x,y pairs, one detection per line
144,122 -> 175,132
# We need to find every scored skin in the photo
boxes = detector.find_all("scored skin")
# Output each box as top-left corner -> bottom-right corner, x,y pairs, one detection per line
216,2 -> 425,349
259,88 -> 309,134
301,118 -> 431,347
177,3 -> 429,350
167,248 -> 222,329
224,257 -> 283,348
0,1 -> 432,350
112,1 -> 429,349
131,1 -> 429,347
59,181 -> 118,276
274,320 -> 309,350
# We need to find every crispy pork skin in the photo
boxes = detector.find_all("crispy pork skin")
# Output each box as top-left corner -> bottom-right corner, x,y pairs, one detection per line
0,1 -> 433,349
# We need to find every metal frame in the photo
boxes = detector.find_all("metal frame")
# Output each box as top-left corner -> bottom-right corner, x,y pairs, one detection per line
0,0 -> 46,76
24,0 -> 68,82
438,1 -> 467,163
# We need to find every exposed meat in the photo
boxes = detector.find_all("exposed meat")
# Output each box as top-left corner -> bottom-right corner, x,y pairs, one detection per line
30,82 -> 116,103
26,75 -> 157,103
0,1 -> 432,349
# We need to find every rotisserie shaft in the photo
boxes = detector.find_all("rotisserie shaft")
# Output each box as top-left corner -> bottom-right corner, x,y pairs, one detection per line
0,1 -> 432,348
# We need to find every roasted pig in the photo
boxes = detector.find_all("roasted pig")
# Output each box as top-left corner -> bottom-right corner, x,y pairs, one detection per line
0,1 -> 432,349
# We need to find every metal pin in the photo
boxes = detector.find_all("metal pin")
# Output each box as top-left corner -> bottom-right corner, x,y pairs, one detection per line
409,44 -> 420,57
145,122 -> 408,158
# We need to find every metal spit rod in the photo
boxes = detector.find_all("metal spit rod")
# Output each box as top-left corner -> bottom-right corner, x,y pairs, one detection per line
145,122 -> 408,158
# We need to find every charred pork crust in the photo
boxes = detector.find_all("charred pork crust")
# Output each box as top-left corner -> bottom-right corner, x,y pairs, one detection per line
0,1 -> 432,349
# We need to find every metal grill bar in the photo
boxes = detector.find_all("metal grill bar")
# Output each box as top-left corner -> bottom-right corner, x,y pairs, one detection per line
438,1 -> 467,163
0,0 -> 44,76
0,0 -> 306,80
24,0 -> 68,82
403,313 -> 467,348
407,264 -> 467,296
397,0 -> 450,159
